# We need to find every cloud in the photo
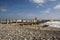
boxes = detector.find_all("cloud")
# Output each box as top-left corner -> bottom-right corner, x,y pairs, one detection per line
32,0 -> 46,4
26,13 -> 36,17
54,4 -> 60,9
0,7 -> 8,12
30,0 -> 46,5
16,12 -> 37,19
49,0 -> 56,1
30,0 -> 57,8
0,8 -> 7,12
19,12 -> 36,17
40,8 -> 51,13
30,0 -> 57,6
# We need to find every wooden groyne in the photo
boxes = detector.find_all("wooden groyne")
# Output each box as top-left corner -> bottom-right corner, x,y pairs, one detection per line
0,19 -> 40,25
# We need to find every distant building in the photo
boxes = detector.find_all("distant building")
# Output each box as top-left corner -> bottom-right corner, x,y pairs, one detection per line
17,19 -> 22,22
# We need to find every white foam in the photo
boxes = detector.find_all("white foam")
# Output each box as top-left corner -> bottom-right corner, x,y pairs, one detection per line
44,21 -> 60,28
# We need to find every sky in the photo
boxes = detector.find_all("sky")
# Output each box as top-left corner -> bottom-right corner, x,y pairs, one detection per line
0,0 -> 60,19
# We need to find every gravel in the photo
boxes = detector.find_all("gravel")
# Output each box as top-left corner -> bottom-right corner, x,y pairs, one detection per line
0,24 -> 60,40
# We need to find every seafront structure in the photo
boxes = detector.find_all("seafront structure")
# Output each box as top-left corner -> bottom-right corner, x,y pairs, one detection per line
0,17 -> 40,25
